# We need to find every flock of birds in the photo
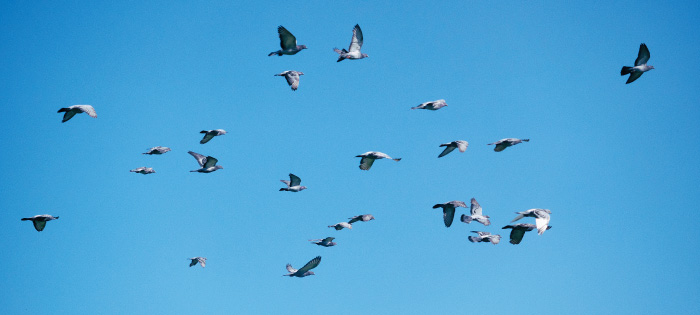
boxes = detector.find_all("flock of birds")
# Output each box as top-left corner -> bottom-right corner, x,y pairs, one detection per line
21,24 -> 655,277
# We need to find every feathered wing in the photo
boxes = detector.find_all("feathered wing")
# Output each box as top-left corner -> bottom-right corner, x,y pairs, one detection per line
535,216 -> 550,235
33,220 -> 47,231
203,156 -> 218,168
278,26 -> 297,50
511,213 -> 525,223
509,229 -> 526,244
285,73 -> 300,90
438,145 -> 456,158
61,110 -> 77,122
359,157 -> 375,170
349,24 -> 363,53
288,174 -> 301,187
188,151 -> 207,167
198,257 -> 206,268
489,235 -> 501,244
321,237 -> 335,246
189,259 -> 198,267
456,141 -> 468,152
76,105 -> 97,118
296,256 -> 321,274
626,71 -> 643,84
285,264 -> 297,274
635,43 -> 650,66
280,180 -> 291,187
443,206 -> 455,227
348,215 -> 361,224
470,198 -> 482,216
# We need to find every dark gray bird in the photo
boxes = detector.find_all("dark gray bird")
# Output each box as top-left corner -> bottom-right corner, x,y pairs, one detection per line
143,146 -> 171,155
284,256 -> 321,277
411,99 -> 447,110
502,224 -> 552,245
511,209 -> 552,235
333,24 -> 368,62
309,237 -> 337,247
468,231 -> 501,244
328,222 -> 352,230
438,140 -> 468,158
21,215 -> 59,232
269,26 -> 307,56
460,198 -> 490,226
188,257 -> 207,268
275,70 -> 304,91
348,214 -> 375,224
199,129 -> 226,144
432,201 -> 467,228
130,167 -> 155,175
356,151 -> 401,170
280,173 -> 307,192
487,138 -> 529,152
57,105 -> 97,123
188,151 -> 223,173
621,43 -> 654,84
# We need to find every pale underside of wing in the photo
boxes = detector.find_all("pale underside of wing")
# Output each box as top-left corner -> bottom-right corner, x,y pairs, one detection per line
456,141 -> 468,152
349,24 -> 363,53
470,198 -> 482,216
188,151 -> 207,167
535,217 -> 550,235
286,264 -> 297,273
76,105 -> 98,118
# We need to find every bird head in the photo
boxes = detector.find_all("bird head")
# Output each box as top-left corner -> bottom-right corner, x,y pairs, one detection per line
300,45 -> 308,50
300,186 -> 308,190
215,166 -> 224,170
306,271 -> 315,276
362,53 -> 369,58
649,66 -> 655,70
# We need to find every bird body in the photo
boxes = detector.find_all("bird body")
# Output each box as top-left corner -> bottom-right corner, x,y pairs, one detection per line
143,146 -> 171,155
468,231 -> 501,244
309,237 -> 337,247
130,167 -> 155,174
355,151 -> 401,170
275,71 -> 304,91
411,99 -> 447,110
188,257 -> 207,268
21,215 -> 59,232
621,43 -> 653,84
502,223 -> 552,244
487,138 -> 529,152
199,129 -> 226,144
57,105 -> 97,123
432,201 -> 467,228
280,173 -> 307,192
188,151 -> 223,173
511,209 -> 552,235
460,198 -> 490,226
348,214 -> 375,224
438,140 -> 468,158
269,26 -> 307,56
328,222 -> 352,230
334,24 -> 368,62
284,256 -> 321,277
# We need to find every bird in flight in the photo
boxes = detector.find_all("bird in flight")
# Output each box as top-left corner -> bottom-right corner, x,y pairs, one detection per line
143,146 -> 171,155
279,173 -> 307,192
188,151 -> 223,173
309,237 -> 337,247
269,26 -> 307,56
348,214 -> 375,224
328,222 -> 352,230
130,167 -> 155,175
621,43 -> 654,84
356,151 -> 401,170
510,209 -> 552,235
57,105 -> 97,123
274,71 -> 304,91
188,257 -> 207,268
333,24 -> 368,62
199,129 -> 226,144
468,231 -> 501,244
487,138 -> 529,152
502,223 -> 552,244
21,214 -> 59,232
284,256 -> 321,277
411,99 -> 447,110
460,198 -> 490,226
432,201 -> 467,228
438,140 -> 468,158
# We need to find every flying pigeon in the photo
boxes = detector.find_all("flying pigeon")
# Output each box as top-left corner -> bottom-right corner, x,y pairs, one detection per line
511,209 -> 552,235
21,215 -> 59,232
468,231 -> 501,244
411,99 -> 447,110
487,138 -> 529,152
621,43 -> 654,84
188,257 -> 207,268
188,151 -> 223,173
328,222 -> 352,230
274,71 -> 304,91
348,214 -> 375,224
355,151 -> 401,170
333,24 -> 368,62
438,140 -> 468,158
460,198 -> 490,226
284,256 -> 321,277
57,105 -> 97,123
432,201 -> 467,228
143,146 -> 171,155
269,26 -> 307,56
199,129 -> 226,144
279,173 -> 307,192
130,167 -> 155,175
309,237 -> 337,247
502,224 -> 552,245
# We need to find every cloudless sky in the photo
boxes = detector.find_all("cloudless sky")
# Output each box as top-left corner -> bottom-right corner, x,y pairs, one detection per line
2,1 -> 699,314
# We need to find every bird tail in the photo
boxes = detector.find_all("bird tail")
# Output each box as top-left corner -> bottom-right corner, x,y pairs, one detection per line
268,52 -> 280,56
502,225 -> 513,229
337,56 -> 345,62
21,218 -> 31,221
393,158 -> 401,162
522,139 -> 530,142
279,188 -> 288,191
432,204 -> 442,209
54,216 -> 59,219
511,213 -> 524,223
461,215 -> 473,224
621,66 -> 633,75
57,108 -> 69,113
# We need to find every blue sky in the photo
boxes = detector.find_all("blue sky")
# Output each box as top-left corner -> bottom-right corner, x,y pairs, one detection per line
2,1 -> 699,314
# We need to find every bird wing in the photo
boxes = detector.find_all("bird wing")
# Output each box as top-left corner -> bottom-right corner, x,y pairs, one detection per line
189,259 -> 197,267
278,26 -> 297,50
198,257 -> 206,268
348,24 -> 363,52
438,145 -> 456,158
188,151 -> 207,167
76,105 -> 97,118
474,231 -> 490,236
322,237 -> 335,245
470,198 -> 482,216
33,220 -> 47,231
494,144 -> 508,152
456,141 -> 468,152
635,43 -> 650,66
443,206 -> 455,227
511,213 -> 525,223
280,180 -> 291,187
289,173 -> 301,187
509,229 -> 526,244
203,156 -> 219,168
359,157 -> 375,170
61,111 -> 77,123
626,71 -> 643,84
285,73 -> 300,90
450,201 -> 467,208
296,256 -> 321,274
200,132 -> 215,144
286,264 -> 297,273
348,215 -> 361,224
535,216 -> 550,235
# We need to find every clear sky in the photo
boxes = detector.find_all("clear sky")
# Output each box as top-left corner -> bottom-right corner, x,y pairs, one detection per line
2,1 -> 699,314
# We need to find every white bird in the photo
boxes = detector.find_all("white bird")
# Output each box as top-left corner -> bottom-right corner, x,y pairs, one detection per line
188,257 -> 207,268
269,26 -> 307,56
487,138 -> 529,152
348,214 -> 375,224
199,129 -> 226,144
333,24 -> 368,62
328,222 -> 352,230
57,105 -> 97,123
511,209 -> 552,235
468,231 -> 501,244
460,198 -> 490,226
411,99 -> 447,110
355,151 -> 401,170
502,224 -> 552,245
143,146 -> 171,155
621,43 -> 654,84
438,140 -> 468,158
130,167 -> 155,175
432,201 -> 467,228
188,151 -> 223,173
279,173 -> 307,192
21,215 -> 59,232
275,71 -> 304,91
284,256 -> 321,277
309,237 -> 337,247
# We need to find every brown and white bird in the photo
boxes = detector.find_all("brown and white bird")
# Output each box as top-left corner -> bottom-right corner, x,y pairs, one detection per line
269,26 -> 307,56
621,43 -> 654,84
284,256 -> 321,277
333,24 -> 368,62
432,201 -> 467,228
57,105 -> 97,123
355,151 -> 401,170
460,198 -> 490,226
21,215 -> 59,232
188,257 -> 207,268
438,140 -> 468,158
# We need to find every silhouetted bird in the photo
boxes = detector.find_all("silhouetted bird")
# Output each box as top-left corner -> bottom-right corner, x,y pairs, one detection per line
432,201 -> 467,227
468,231 -> 501,244
269,26 -> 307,56
328,222 -> 352,230
502,224 -> 552,244
188,257 -> 207,268
309,237 -> 337,247
275,70 -> 304,91
411,99 -> 447,110
621,43 -> 654,84
143,146 -> 171,155
130,167 -> 155,174
348,214 -> 375,224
